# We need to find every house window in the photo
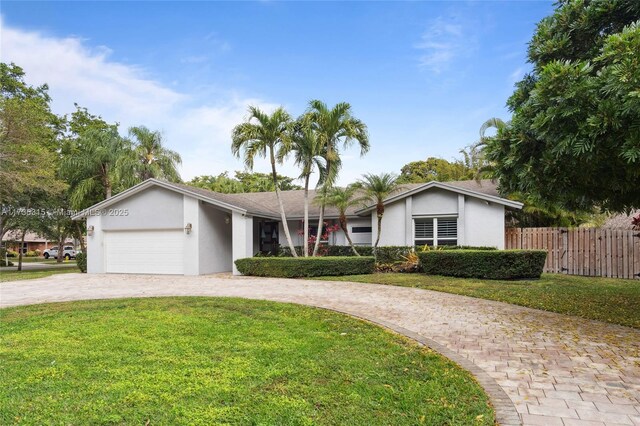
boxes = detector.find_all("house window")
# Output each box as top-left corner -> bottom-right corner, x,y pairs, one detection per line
414,217 -> 457,246
352,226 -> 372,233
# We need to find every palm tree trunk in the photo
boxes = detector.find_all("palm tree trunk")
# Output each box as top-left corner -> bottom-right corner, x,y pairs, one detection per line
312,200 -> 325,257
270,147 -> 298,257
340,214 -> 360,256
374,203 -> 384,248
303,174 -> 310,257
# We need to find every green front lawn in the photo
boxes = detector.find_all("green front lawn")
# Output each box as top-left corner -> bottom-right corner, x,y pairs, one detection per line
17,257 -> 76,264
0,298 -> 494,425
0,268 -> 78,283
317,273 -> 640,329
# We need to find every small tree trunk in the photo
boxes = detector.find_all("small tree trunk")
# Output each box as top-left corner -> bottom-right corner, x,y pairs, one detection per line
374,202 -> 384,249
270,147 -> 298,257
340,214 -> 360,256
313,202 -> 325,257
303,174 -> 310,257
74,221 -> 86,253
17,229 -> 26,271
57,227 -> 64,264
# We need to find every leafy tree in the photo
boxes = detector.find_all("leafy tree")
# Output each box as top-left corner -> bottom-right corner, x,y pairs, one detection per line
187,171 -> 302,194
128,126 -> 182,182
357,173 -> 399,249
320,185 -> 362,256
305,100 -> 369,256
485,1 -> 640,212
231,106 -> 298,256
0,63 -> 65,241
288,119 -> 326,256
398,157 -> 469,183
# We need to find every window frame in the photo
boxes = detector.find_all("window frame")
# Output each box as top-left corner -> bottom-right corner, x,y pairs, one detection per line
413,216 -> 458,247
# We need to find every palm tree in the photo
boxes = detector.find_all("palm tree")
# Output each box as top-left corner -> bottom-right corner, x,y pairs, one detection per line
60,127 -> 133,206
358,173 -> 399,249
305,100 -> 369,256
231,106 -> 298,257
286,119 -> 326,256
472,117 -> 508,181
321,185 -> 363,256
128,126 -> 182,182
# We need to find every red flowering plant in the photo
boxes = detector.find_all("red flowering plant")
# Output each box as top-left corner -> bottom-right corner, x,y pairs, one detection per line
632,213 -> 640,230
298,221 -> 339,256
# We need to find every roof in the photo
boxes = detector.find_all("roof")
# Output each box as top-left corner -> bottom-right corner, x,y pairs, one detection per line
2,231 -> 73,243
73,178 -> 519,220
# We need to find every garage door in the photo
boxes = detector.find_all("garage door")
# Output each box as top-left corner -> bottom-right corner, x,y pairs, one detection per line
104,230 -> 184,274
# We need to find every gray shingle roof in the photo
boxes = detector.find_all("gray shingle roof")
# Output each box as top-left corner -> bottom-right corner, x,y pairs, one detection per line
173,179 -> 501,219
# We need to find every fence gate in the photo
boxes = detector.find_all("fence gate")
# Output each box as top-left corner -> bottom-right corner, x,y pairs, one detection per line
505,227 -> 640,279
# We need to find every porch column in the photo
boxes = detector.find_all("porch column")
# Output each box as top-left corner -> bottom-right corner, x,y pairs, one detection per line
232,211 -> 253,275
183,196 -> 199,276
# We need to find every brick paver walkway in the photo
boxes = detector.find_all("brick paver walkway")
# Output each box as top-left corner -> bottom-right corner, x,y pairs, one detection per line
1,273 -> 639,426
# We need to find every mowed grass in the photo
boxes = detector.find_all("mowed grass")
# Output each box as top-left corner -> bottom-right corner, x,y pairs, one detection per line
0,268 -> 78,283
0,298 -> 494,425
317,273 -> 640,329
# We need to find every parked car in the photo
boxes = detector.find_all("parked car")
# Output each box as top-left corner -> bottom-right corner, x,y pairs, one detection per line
43,246 -> 77,260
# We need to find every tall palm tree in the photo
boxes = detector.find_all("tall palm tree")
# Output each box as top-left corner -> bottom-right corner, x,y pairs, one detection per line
286,119 -> 326,256
231,106 -> 298,257
321,185 -> 363,256
358,173 -> 399,249
472,117 -> 508,181
128,126 -> 182,182
60,127 -> 133,206
305,100 -> 369,256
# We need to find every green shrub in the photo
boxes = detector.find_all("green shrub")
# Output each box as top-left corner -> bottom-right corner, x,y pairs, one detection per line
76,252 -> 87,273
25,250 -> 39,257
235,256 -> 375,278
0,258 -> 14,267
418,250 -> 547,280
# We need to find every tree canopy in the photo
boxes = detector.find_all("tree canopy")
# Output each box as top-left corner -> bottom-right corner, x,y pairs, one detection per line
484,1 -> 640,212
188,171 -> 302,194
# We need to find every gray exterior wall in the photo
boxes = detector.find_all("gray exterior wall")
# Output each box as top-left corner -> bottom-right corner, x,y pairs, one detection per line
101,186 -> 184,230
199,203 -> 233,274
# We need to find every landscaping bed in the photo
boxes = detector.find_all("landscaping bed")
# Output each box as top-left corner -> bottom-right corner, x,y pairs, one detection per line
0,298 -> 495,425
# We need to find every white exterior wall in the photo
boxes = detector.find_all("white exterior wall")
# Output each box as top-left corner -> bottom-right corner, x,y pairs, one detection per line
344,217 -> 372,246
86,214 -> 103,273
199,203 -> 233,274
101,186 -> 184,230
372,201 -> 407,246
232,212 -> 254,275
463,197 -> 505,249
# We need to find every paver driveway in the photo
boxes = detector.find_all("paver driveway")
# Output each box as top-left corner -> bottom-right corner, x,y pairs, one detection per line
1,273 -> 639,426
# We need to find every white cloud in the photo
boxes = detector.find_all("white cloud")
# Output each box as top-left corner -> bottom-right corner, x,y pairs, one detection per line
0,18 -> 277,181
415,16 -> 478,74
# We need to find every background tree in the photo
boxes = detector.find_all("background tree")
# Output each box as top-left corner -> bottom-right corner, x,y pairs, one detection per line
398,157 -> 469,183
305,100 -> 369,256
357,173 -> 399,249
288,119 -> 326,256
60,127 -> 134,206
128,126 -> 182,182
187,171 -> 302,194
0,63 -> 65,240
320,185 -> 362,256
231,106 -> 298,256
484,2 -> 640,212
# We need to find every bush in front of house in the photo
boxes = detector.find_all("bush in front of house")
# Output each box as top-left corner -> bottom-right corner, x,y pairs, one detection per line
235,256 -> 375,278
417,250 -> 547,280
76,252 -> 87,273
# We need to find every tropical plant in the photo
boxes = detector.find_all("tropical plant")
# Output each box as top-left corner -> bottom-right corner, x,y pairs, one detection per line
60,127 -> 134,206
357,173 -> 399,249
320,185 -> 363,256
231,106 -> 298,256
128,125 -> 182,182
288,119 -> 326,256
304,100 -> 369,256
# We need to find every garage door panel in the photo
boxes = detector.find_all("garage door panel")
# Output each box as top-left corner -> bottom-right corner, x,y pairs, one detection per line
104,230 -> 184,275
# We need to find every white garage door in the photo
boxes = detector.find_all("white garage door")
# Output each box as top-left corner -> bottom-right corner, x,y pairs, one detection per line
104,230 -> 184,275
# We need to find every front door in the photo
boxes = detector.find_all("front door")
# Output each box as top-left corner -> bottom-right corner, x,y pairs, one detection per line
259,221 -> 279,254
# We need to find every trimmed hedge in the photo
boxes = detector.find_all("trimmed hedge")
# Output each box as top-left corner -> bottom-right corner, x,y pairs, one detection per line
276,245 -> 497,264
235,256 -> 375,278
418,250 -> 547,280
76,252 -> 87,273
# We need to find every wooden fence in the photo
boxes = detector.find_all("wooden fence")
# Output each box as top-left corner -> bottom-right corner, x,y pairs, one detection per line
505,227 -> 640,279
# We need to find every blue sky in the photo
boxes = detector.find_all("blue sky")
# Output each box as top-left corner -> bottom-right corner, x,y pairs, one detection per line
1,1 -> 553,184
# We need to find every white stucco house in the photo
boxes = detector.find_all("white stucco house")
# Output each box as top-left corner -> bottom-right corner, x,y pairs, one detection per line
72,178 -> 522,275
